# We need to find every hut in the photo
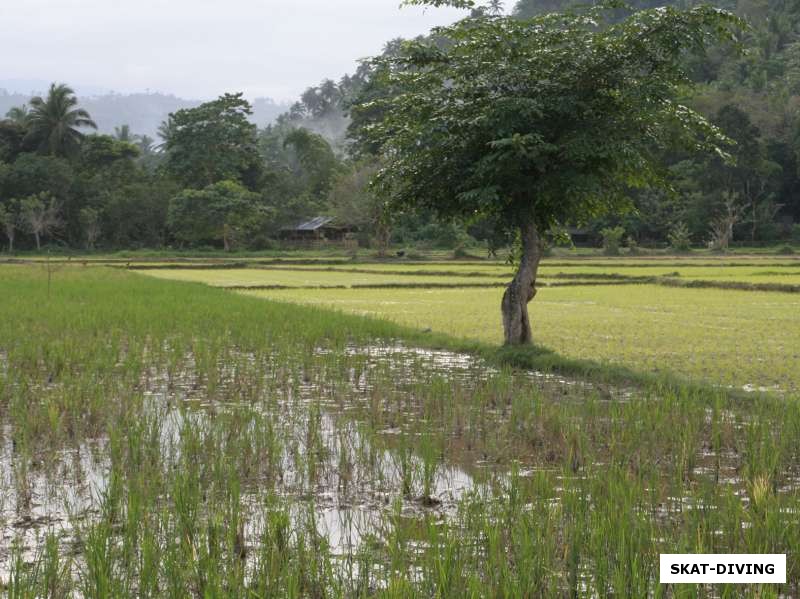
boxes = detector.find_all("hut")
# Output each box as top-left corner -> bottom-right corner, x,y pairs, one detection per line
280,216 -> 356,247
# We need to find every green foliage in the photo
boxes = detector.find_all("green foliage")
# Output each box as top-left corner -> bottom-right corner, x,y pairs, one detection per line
80,135 -> 140,171
23,83 -> 97,158
11,0 -> 800,258
668,221 -> 693,252
282,128 -> 340,199
100,179 -> 176,248
389,211 -> 476,249
257,124 -> 343,230
112,124 -> 133,142
4,104 -> 29,125
168,181 -> 272,250
0,120 -> 27,163
328,159 -> 391,248
353,5 -> 742,248
4,153 -> 74,201
600,226 -> 625,256
162,93 -> 262,189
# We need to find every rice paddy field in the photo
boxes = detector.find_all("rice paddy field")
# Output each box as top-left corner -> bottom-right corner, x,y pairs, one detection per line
1,254 -> 800,596
133,256 -> 800,395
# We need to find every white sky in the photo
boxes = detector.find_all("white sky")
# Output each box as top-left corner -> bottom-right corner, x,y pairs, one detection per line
0,0 -> 468,101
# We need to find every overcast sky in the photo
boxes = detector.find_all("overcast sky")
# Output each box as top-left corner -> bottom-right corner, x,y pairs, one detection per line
0,0 -> 468,101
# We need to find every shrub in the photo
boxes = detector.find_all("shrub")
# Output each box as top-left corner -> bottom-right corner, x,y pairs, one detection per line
600,226 -> 625,256
776,244 -> 795,255
668,222 -> 692,253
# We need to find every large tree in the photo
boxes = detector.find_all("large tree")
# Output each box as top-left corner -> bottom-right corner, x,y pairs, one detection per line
353,1 -> 741,344
20,193 -> 61,250
283,128 -> 340,200
162,93 -> 262,189
24,83 -> 97,158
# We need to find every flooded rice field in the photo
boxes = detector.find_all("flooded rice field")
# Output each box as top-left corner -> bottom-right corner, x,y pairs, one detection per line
0,343 -> 596,581
2,267 -> 799,596
1,341 -> 796,595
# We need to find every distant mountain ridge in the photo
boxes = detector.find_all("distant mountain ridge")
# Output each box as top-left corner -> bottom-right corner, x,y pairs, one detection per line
0,88 -> 291,139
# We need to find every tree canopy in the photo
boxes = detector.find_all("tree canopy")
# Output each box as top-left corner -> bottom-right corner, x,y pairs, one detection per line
167,180 -> 272,251
353,2 -> 742,343
162,93 -> 262,189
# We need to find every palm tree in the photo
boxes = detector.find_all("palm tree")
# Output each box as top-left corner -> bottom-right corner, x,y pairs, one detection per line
114,124 -> 134,142
25,83 -> 97,157
5,105 -> 29,125
472,0 -> 504,17
487,0 -> 504,15
136,134 -> 156,156
156,117 -> 175,150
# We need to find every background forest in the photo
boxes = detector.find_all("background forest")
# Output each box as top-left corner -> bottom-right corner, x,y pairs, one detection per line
2,0 -> 800,253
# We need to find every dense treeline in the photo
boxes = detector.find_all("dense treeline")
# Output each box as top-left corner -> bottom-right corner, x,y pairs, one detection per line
0,86 -> 371,252
2,0 -> 800,252
0,76 -> 469,252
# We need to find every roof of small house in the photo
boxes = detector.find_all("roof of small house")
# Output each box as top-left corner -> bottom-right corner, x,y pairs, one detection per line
283,216 -> 339,232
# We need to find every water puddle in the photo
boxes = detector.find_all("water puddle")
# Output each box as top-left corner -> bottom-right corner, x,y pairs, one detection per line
0,344 -> 494,582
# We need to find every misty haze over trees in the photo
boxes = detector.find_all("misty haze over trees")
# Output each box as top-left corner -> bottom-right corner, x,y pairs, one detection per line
0,86 -> 291,139
2,0 -> 800,254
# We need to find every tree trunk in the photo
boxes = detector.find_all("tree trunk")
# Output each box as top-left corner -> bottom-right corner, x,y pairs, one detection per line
375,223 -> 390,258
35,232 -> 41,251
502,220 -> 542,345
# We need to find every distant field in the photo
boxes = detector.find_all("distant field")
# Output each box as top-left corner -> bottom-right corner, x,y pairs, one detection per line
140,268 -> 509,287
128,256 -> 800,394
240,284 -> 800,394
134,259 -> 800,284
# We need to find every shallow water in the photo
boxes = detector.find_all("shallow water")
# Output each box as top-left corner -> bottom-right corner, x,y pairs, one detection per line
0,343 -> 497,581
1,340 -> 784,592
